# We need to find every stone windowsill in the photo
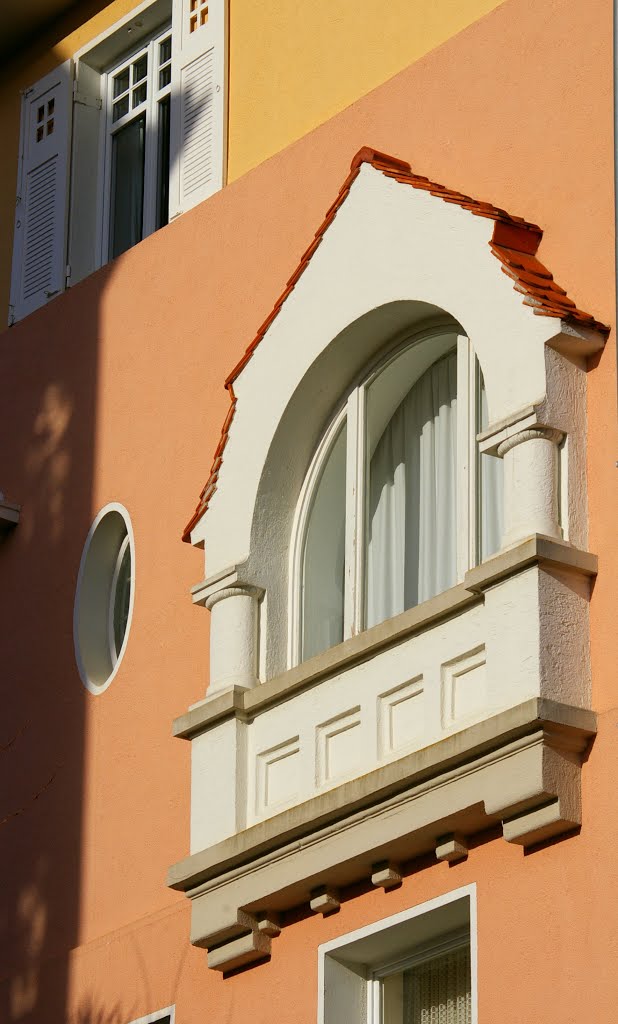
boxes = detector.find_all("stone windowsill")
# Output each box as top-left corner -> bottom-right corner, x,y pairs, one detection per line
168,696 -> 596,971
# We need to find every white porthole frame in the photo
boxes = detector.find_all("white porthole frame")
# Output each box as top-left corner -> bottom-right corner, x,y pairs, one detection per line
73,501 -> 136,695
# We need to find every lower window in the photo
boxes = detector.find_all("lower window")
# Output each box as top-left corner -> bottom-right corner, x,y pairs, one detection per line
375,936 -> 471,1023
319,886 -> 475,1024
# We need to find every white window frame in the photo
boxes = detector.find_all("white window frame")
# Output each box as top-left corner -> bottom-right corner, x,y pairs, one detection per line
126,1007 -> 175,1024
289,326 -> 485,667
99,22 -> 172,264
317,884 -> 477,1024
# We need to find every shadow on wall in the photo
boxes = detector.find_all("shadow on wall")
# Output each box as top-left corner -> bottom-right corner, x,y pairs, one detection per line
0,261 -> 102,1020
0,3 -> 114,1003
0,30 -> 201,1024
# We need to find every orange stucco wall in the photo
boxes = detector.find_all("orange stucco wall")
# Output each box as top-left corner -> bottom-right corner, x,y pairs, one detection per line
0,0 -> 616,1019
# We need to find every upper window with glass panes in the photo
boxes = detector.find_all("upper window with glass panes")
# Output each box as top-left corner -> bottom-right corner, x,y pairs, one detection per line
9,0 -> 227,324
105,28 -> 172,259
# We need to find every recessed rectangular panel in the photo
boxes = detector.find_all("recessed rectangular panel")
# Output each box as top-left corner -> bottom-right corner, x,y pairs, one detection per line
441,647 -> 486,727
256,736 -> 300,814
377,676 -> 424,757
316,708 -> 361,786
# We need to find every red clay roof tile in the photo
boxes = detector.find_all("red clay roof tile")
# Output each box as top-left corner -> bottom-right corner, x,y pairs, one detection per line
183,147 -> 609,542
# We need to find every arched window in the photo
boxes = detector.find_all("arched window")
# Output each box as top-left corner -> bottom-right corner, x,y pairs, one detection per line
296,330 -> 503,663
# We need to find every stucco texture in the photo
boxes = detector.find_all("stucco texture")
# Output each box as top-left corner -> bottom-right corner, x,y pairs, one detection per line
0,0 -> 615,1019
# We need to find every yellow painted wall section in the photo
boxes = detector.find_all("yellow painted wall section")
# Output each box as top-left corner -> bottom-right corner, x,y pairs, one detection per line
227,0 -> 506,182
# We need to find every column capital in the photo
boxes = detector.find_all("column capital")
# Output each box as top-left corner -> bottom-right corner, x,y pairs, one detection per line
497,426 -> 564,458
191,564 -> 264,608
204,583 -> 264,611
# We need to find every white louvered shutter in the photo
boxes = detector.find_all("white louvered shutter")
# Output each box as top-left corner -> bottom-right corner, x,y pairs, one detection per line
10,61 -> 72,324
169,0 -> 227,218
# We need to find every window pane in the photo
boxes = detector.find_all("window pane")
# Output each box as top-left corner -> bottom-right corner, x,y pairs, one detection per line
159,36 -> 172,66
132,53 -> 148,83
156,96 -> 171,229
112,542 -> 132,657
112,95 -> 130,122
403,945 -> 471,1024
366,346 -> 457,629
479,375 -> 503,560
132,82 -> 147,108
110,115 -> 145,259
113,68 -> 130,98
301,423 -> 346,661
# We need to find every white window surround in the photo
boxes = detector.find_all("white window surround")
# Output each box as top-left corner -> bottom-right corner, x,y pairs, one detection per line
169,151 -> 605,973
73,502 -> 135,695
318,886 -> 477,1024
126,1007 -> 175,1024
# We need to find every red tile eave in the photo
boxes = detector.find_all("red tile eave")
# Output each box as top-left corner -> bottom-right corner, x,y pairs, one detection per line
182,147 -> 609,543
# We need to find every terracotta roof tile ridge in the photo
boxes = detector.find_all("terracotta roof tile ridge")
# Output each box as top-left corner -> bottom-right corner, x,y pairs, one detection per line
490,242 -> 610,332
182,146 -> 609,542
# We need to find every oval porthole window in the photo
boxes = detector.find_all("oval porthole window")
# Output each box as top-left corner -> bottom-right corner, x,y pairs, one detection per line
74,503 -> 135,694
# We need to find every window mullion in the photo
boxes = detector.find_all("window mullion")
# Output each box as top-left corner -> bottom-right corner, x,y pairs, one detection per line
344,385 -> 366,639
456,335 -> 471,580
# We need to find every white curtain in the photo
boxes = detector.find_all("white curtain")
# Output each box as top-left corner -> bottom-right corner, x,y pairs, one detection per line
367,353 -> 457,629
403,946 -> 471,1024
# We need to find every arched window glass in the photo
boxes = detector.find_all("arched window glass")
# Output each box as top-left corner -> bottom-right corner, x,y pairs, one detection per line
301,422 -> 347,660
295,330 -> 503,663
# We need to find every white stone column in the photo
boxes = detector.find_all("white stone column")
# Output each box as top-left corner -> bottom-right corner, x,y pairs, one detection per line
205,583 -> 263,694
498,427 -> 564,548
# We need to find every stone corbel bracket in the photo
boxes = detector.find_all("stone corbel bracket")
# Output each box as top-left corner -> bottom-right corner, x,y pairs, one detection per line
168,697 -> 595,973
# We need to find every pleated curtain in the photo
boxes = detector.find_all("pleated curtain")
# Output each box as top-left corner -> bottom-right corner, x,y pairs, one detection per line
367,352 -> 458,629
